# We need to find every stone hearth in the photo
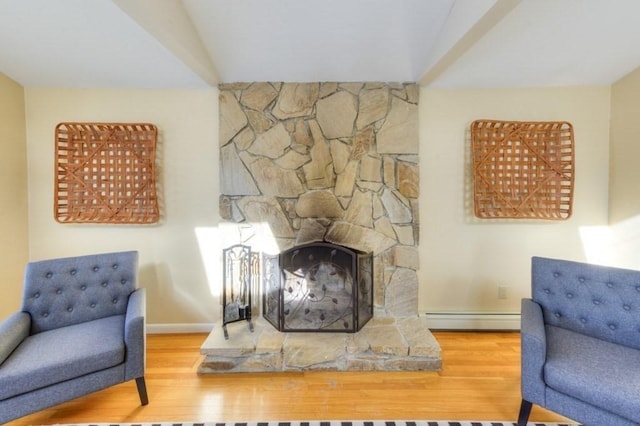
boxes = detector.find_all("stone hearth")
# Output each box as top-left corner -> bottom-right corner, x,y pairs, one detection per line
200,81 -> 441,373
199,316 -> 440,372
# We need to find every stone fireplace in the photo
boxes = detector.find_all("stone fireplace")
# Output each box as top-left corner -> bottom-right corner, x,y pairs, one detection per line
199,82 -> 441,372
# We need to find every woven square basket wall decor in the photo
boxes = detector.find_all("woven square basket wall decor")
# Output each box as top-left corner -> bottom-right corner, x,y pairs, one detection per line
54,122 -> 160,224
470,119 -> 574,220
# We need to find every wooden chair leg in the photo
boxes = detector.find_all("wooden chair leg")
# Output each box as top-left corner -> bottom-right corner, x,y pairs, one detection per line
517,399 -> 533,426
135,376 -> 149,406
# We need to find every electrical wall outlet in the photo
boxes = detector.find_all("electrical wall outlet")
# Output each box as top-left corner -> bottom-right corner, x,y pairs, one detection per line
498,285 -> 508,299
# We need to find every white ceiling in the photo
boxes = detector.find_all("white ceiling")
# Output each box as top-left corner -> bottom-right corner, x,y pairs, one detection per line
1,0 -> 640,89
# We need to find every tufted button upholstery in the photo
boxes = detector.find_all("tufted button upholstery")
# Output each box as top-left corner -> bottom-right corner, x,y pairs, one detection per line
21,251 -> 138,334
532,256 -> 640,350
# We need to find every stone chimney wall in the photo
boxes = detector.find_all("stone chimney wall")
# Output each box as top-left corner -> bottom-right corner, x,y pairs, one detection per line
219,82 -> 419,316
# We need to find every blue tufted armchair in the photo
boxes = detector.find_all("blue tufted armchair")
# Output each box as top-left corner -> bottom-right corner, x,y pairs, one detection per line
0,251 -> 147,423
518,256 -> 640,426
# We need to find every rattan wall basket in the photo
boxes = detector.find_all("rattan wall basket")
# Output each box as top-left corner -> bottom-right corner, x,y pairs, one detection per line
470,119 -> 574,220
54,122 -> 159,224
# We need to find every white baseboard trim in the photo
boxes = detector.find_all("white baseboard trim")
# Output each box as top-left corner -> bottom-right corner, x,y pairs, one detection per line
146,314 -> 521,334
146,323 -> 214,334
423,313 -> 521,330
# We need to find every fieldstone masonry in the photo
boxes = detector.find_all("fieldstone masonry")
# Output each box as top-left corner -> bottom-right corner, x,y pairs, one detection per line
200,82 -> 441,372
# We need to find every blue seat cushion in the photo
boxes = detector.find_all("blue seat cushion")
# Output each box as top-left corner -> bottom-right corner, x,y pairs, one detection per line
0,314 -> 125,401
544,325 -> 640,424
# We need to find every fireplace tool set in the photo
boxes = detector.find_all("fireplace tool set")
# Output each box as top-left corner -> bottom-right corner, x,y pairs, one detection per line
221,244 -> 259,339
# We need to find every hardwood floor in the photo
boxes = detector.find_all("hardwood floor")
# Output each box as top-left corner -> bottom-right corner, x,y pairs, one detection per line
9,331 -> 572,425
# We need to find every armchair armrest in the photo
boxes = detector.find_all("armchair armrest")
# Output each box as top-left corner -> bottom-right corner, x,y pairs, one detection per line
0,312 -> 31,366
520,298 -> 547,405
124,288 -> 146,381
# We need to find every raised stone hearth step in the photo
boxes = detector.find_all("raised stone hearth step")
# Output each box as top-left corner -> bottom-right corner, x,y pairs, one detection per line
199,316 -> 441,373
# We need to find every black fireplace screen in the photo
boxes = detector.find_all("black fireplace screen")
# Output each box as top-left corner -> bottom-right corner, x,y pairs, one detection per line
263,242 -> 373,333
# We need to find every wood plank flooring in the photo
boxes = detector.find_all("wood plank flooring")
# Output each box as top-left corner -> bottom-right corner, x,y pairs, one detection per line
8,331 -> 572,425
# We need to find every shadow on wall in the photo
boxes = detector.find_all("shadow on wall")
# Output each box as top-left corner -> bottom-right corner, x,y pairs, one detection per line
140,260 -> 216,324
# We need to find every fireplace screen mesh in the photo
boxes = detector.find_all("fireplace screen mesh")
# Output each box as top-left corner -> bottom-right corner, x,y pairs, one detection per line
263,242 -> 372,333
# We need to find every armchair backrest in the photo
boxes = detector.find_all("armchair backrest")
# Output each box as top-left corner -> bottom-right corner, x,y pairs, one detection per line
532,256 -> 640,350
22,251 -> 138,334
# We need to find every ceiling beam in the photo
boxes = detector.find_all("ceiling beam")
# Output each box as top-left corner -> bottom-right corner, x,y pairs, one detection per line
419,0 -> 521,86
112,0 -> 220,86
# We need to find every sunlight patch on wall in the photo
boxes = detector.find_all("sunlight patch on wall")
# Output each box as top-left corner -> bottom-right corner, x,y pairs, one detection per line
580,214 -> 640,268
195,222 -> 279,298
195,226 -> 222,298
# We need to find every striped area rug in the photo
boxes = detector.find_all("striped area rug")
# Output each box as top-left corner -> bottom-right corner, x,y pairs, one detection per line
58,421 -> 580,426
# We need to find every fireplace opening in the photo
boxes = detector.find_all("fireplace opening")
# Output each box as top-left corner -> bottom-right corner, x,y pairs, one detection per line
263,242 -> 373,333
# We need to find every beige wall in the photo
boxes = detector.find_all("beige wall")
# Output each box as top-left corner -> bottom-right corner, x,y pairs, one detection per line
610,67 -> 640,224
0,73 -> 29,319
419,86 -> 611,314
604,67 -> 640,268
24,88 -> 221,326
10,83 -> 620,325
